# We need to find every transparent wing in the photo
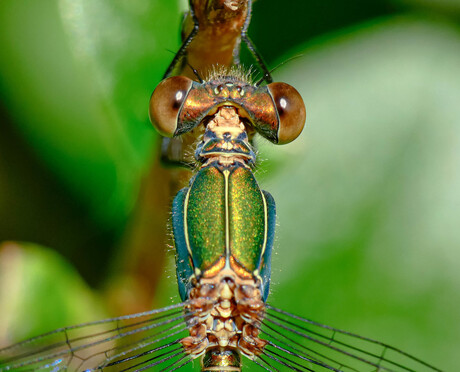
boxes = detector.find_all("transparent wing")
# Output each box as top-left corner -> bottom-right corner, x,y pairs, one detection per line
0,302 -> 194,372
251,305 -> 442,372
0,303 -> 442,372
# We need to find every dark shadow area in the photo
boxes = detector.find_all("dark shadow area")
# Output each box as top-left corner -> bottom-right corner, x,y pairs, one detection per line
250,0 -> 397,64
0,101 -> 120,286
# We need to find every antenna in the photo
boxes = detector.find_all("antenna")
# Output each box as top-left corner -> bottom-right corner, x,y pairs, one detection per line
255,54 -> 305,86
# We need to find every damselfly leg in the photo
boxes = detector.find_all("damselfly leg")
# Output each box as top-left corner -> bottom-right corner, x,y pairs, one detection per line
161,0 -> 272,167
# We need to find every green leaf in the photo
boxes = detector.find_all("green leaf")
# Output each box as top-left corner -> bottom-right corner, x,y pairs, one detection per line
0,242 -> 106,345
261,16 -> 460,371
0,0 -> 181,227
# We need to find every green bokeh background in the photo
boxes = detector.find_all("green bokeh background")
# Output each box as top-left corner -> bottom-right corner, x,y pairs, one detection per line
0,0 -> 459,370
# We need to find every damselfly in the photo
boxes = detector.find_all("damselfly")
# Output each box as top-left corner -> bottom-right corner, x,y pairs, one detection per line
0,65 -> 441,371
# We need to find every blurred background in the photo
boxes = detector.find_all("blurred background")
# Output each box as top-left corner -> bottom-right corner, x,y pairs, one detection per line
0,0 -> 459,370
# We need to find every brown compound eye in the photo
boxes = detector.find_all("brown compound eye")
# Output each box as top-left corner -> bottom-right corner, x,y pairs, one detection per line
149,75 -> 193,137
267,82 -> 306,144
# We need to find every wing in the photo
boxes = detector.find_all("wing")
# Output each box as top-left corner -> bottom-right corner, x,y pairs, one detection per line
250,305 -> 443,372
0,302 -> 194,372
0,302 -> 443,372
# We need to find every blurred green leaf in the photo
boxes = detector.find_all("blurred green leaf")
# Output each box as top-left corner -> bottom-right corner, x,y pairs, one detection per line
0,0 -> 180,228
0,242 -> 106,346
258,16 -> 460,370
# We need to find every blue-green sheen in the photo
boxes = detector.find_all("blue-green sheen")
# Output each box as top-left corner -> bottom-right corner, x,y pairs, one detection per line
172,162 -> 276,301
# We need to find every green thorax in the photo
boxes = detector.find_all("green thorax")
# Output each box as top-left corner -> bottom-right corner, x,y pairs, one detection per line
188,107 -> 267,278
172,105 -> 275,301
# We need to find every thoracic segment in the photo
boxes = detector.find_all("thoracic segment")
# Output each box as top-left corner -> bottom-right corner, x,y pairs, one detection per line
180,271 -> 267,363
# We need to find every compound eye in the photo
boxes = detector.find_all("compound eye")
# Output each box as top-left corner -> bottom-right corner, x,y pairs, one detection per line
149,76 -> 193,137
267,82 -> 306,144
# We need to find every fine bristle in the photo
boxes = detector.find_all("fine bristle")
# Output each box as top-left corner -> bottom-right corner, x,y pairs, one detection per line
205,64 -> 255,85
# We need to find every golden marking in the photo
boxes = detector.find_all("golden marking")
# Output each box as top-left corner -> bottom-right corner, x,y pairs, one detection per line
223,169 -> 231,261
203,257 -> 226,278
183,188 -> 194,260
229,256 -> 253,279
258,191 -> 269,268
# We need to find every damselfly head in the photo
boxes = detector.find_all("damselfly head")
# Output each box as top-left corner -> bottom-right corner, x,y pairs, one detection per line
149,74 -> 306,145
